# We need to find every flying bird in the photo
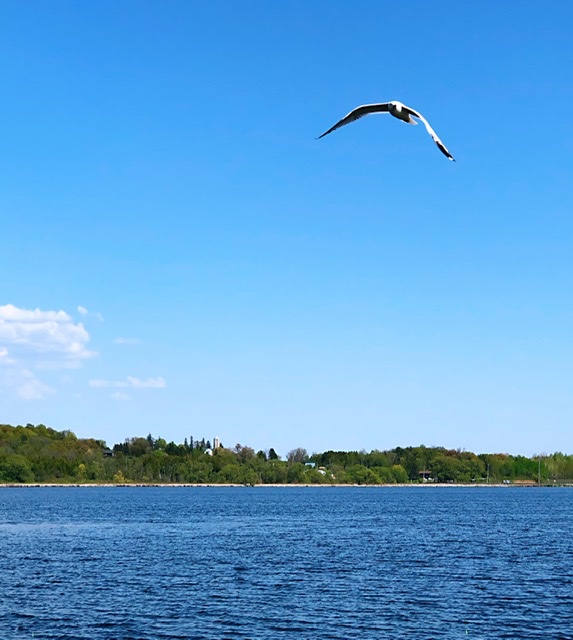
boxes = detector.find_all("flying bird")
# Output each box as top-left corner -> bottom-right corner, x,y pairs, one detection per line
317,100 -> 455,161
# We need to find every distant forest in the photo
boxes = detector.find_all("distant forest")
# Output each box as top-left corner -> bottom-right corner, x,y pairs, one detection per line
1,423 -> 573,485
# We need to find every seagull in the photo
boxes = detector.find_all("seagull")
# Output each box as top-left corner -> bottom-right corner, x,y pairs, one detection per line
317,100 -> 455,161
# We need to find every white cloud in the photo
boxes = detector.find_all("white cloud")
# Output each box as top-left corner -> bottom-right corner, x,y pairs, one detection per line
76,306 -> 104,321
111,391 -> 132,401
0,303 -> 97,400
17,370 -> 55,400
89,376 -> 167,389
0,347 -> 15,365
89,379 -> 109,388
0,305 -> 70,323
0,304 -> 96,368
0,367 -> 55,400
127,376 -> 166,389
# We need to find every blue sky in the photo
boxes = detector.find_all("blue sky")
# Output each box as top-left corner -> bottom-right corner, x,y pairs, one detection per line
1,0 -> 573,456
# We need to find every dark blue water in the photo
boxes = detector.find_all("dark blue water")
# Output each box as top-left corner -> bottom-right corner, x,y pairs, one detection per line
0,487 -> 572,639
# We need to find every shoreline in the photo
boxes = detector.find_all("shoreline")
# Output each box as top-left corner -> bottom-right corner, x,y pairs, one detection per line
0,482 -> 565,489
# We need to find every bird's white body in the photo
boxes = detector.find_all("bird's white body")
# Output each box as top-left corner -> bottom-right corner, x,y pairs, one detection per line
388,101 -> 415,124
317,100 -> 454,160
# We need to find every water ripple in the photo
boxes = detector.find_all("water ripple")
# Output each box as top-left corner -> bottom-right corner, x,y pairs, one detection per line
0,487 -> 572,639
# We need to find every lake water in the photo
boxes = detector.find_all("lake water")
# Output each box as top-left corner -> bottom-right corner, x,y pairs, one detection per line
0,486 -> 571,639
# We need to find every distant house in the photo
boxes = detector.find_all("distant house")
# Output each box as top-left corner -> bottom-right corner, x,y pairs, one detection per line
102,449 -> 114,458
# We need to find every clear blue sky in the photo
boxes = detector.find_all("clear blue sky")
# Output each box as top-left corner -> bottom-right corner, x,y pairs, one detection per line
1,0 -> 572,456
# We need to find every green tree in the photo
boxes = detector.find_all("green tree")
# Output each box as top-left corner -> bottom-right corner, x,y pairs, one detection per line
391,464 -> 409,483
260,460 -> 288,484
346,465 -> 380,485
113,470 -> 126,483
374,466 -> 396,484
234,444 -> 255,463
0,454 -> 35,483
287,462 -> 307,483
217,464 -> 243,483
432,454 -> 464,482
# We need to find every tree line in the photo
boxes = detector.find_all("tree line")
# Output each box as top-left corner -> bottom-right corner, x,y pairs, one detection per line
1,423 -> 572,485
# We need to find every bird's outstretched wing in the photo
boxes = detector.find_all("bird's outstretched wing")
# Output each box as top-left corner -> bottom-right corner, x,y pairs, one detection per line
317,103 -> 390,139
402,104 -> 455,161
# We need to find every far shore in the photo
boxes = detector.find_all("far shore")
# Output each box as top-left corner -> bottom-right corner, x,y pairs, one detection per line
1,482 -> 566,489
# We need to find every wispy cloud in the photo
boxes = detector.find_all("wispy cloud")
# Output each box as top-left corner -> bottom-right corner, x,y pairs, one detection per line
113,337 -> 140,345
77,306 -> 104,322
111,391 -> 132,401
0,367 -> 55,400
17,369 -> 56,400
0,304 -> 97,400
128,376 -> 166,389
89,376 -> 167,389
0,347 -> 15,365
